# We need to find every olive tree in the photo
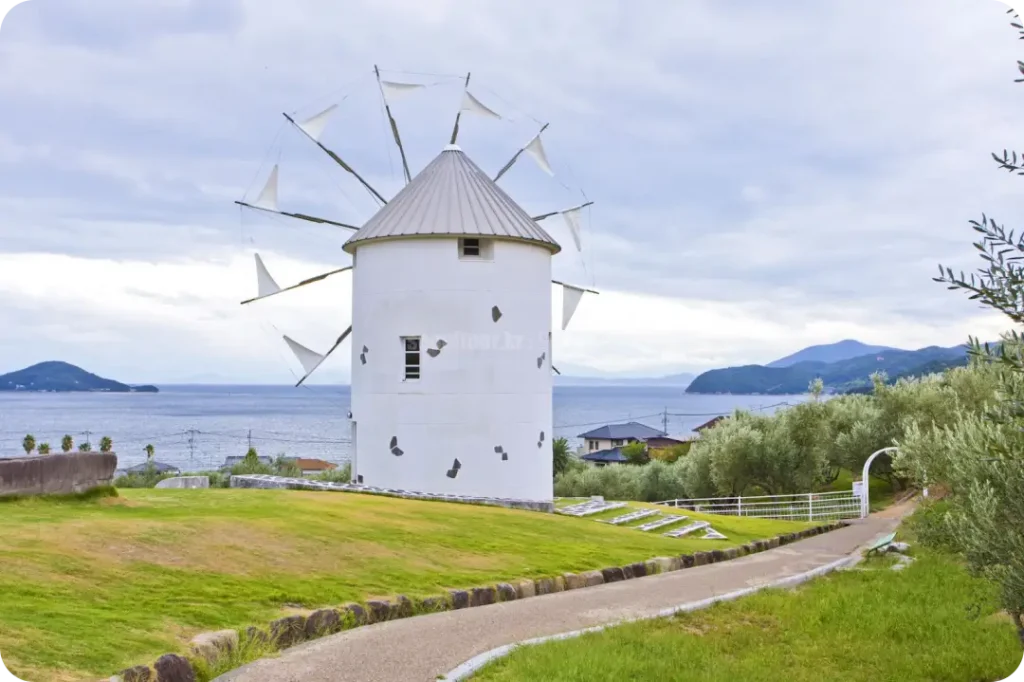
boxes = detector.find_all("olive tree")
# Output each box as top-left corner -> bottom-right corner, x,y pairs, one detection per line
916,8 -> 1024,646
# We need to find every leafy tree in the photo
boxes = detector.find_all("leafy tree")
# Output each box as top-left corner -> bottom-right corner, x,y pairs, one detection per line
99,436 -> 113,453
60,434 -> 73,453
78,441 -> 92,452
918,10 -> 1024,647
21,434 -> 35,456
809,377 -> 825,401
273,454 -> 301,478
144,444 -> 155,462
621,441 -> 649,465
37,443 -> 51,455
552,437 -> 572,477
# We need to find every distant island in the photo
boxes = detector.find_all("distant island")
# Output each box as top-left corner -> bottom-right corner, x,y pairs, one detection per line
686,340 -> 970,395
0,361 -> 159,393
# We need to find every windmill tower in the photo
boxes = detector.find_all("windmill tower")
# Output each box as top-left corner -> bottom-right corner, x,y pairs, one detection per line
238,70 -> 596,506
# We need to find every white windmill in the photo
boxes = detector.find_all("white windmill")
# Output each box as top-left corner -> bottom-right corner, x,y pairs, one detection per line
237,68 -> 597,506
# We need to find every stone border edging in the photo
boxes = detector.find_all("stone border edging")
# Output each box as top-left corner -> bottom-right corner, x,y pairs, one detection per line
441,553 -> 865,681
114,521 -> 848,682
230,474 -> 555,512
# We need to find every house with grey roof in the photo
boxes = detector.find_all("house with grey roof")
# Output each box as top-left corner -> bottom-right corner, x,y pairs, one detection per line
577,421 -> 667,455
577,421 -> 696,466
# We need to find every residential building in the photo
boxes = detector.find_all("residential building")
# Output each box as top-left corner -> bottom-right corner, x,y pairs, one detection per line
294,458 -> 338,477
577,421 -> 667,454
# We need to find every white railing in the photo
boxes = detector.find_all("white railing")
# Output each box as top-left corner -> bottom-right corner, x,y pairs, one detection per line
654,490 -> 862,522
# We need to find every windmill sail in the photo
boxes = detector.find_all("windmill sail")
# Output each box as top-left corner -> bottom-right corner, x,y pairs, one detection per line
254,254 -> 280,299
562,207 -> 583,251
525,132 -> 554,175
494,124 -> 549,182
242,261 -> 353,306
296,104 -> 337,142
561,284 -> 586,330
283,112 -> 387,205
285,326 -> 353,387
461,90 -> 501,119
253,165 -> 279,211
375,65 -> 415,184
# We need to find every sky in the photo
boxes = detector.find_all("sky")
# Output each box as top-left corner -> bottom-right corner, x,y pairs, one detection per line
0,0 -> 1020,384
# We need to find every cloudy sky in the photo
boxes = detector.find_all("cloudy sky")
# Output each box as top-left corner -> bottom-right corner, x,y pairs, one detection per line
0,0 -> 1019,384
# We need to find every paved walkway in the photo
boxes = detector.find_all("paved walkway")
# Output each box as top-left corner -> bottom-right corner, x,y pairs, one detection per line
217,514 -> 905,682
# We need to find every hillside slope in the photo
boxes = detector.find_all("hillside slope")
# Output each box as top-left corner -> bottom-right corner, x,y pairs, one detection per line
687,345 -> 968,395
0,361 -> 159,393
766,339 -> 899,368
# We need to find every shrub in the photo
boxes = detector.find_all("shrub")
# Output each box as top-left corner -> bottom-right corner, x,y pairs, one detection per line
60,435 -> 73,453
621,441 -> 649,465
21,434 -> 35,455
311,462 -> 353,483
37,443 -> 51,455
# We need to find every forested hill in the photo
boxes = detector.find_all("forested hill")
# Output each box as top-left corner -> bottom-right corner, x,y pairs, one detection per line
685,345 -> 969,395
0,361 -> 159,393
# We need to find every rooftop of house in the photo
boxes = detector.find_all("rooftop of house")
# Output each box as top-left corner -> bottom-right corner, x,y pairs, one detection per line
580,447 -> 629,464
122,461 -> 180,474
577,421 -> 667,441
644,435 -> 690,446
693,416 -> 726,432
294,458 -> 337,471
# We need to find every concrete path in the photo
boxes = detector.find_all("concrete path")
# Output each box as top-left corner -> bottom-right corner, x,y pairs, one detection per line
217,515 -> 904,682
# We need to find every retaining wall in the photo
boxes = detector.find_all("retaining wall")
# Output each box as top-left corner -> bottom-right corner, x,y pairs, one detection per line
0,452 -> 117,498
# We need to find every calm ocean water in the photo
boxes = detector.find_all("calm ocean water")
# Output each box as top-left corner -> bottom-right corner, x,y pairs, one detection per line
0,386 -> 807,472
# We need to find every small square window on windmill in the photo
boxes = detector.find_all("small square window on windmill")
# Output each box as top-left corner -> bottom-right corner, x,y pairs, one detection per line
233,66 -> 602,504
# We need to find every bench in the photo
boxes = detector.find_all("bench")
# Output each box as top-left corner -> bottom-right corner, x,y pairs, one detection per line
864,531 -> 897,555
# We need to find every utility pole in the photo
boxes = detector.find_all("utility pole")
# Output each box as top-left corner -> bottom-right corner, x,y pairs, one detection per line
81,430 -> 92,448
662,407 -> 668,434
248,429 -> 253,450
185,429 -> 199,463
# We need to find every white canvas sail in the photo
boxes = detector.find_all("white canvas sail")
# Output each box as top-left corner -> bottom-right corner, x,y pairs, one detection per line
525,133 -> 553,175
561,284 -> 585,330
252,165 -> 279,212
297,104 -> 338,142
562,207 -> 583,251
380,80 -> 425,101
461,90 -> 501,119
283,336 -> 325,375
253,254 -> 280,299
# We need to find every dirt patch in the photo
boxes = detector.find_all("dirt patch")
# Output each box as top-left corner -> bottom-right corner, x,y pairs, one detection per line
873,495 -> 919,520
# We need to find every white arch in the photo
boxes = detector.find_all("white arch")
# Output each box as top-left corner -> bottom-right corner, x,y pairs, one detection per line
860,446 -> 899,518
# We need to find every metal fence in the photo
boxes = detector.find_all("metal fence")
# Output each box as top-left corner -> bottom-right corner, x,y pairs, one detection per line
654,490 -> 862,522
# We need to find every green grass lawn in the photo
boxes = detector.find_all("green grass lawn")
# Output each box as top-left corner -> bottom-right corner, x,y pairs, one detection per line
471,534 -> 1023,681
0,488 -> 807,681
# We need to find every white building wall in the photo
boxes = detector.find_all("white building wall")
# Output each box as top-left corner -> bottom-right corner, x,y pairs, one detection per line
350,237 -> 553,502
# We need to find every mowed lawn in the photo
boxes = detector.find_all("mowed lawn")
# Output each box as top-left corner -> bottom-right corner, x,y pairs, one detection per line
0,489 -> 806,681
472,548 -> 1024,682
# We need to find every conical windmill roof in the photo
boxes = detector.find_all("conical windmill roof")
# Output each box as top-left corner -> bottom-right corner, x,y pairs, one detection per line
342,145 -> 561,255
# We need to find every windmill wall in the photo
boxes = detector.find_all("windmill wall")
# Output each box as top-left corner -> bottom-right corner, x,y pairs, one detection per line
349,236 -> 554,503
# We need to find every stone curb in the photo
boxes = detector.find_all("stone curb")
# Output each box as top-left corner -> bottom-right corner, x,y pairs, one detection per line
110,520 -> 847,682
440,552 -> 864,681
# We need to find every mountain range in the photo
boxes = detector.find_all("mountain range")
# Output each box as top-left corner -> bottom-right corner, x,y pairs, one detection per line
685,341 -> 971,395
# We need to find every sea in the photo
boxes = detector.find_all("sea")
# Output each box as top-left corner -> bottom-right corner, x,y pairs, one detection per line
0,386 -> 808,472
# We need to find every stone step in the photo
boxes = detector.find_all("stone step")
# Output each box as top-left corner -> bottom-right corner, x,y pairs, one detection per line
605,508 -> 660,525
663,521 -> 711,538
635,515 -> 688,532
557,501 -> 630,517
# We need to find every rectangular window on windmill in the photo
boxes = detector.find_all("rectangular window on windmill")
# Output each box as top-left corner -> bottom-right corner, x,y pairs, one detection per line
459,237 -> 493,260
402,337 -> 421,380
